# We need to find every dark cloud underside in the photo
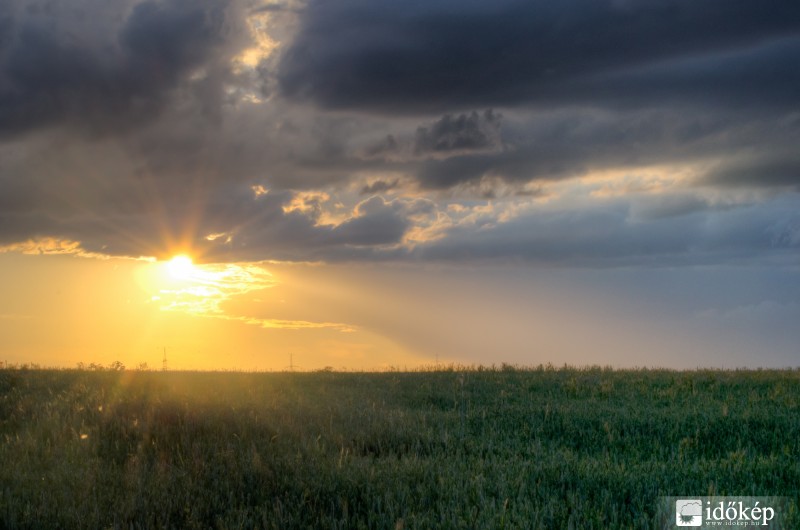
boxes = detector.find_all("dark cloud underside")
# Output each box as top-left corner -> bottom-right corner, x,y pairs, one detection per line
0,0 -> 235,137
278,0 -> 800,112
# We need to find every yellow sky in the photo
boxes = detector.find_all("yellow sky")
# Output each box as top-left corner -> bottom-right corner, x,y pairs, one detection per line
0,251 -> 428,371
3,246 -> 787,371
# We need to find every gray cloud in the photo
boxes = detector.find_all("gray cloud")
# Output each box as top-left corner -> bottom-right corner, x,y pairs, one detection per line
409,195 -> 800,267
0,158 -> 419,261
0,0 -> 243,137
412,108 -> 800,190
360,178 -> 400,195
704,153 -> 800,189
361,134 -> 399,159
0,0 -> 798,271
201,193 -> 420,262
358,110 -> 503,170
627,194 -> 711,221
278,0 -> 800,112
414,110 -> 501,156
329,196 -> 410,246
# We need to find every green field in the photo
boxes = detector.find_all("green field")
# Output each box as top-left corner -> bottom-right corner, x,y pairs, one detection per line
1,366 -> 798,529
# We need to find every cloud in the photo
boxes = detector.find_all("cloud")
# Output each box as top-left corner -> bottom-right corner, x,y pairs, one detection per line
703,153 -> 800,189
329,196 -> 411,246
190,191 -> 425,262
627,194 -> 711,221
359,110 -> 502,166
0,237 -> 101,257
360,178 -> 400,195
277,0 -> 800,112
0,0 -> 798,271
406,194 -> 800,267
402,104 -> 800,191
0,0 -> 246,137
413,110 -> 502,156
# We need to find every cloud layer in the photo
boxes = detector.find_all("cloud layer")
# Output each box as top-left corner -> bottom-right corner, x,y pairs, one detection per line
0,0 -> 798,267
278,0 -> 800,112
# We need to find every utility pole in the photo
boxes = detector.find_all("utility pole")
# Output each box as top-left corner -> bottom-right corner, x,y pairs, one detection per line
284,352 -> 300,372
162,347 -> 168,372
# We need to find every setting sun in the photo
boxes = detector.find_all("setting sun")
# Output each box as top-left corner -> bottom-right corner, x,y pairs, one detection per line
166,255 -> 195,280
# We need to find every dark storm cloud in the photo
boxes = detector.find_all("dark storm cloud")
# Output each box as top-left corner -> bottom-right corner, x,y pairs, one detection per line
359,109 -> 502,167
414,110 -> 501,156
0,0 -> 237,137
412,107 -> 800,190
411,110 -> 664,189
347,98 -> 800,192
563,36 -> 800,114
278,0 -> 800,112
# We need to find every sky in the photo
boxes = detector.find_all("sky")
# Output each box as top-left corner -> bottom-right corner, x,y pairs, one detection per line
1,0 -> 799,370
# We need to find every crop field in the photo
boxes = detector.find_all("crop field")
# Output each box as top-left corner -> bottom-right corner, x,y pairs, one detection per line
0,366 -> 798,529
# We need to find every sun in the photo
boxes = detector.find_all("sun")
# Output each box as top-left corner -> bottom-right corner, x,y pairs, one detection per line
166,255 -> 196,280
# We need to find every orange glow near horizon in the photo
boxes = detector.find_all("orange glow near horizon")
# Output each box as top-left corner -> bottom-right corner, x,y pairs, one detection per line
0,248 -> 783,371
0,251 -> 428,371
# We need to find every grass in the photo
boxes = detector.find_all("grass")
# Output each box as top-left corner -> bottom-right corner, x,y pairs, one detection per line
0,365 -> 798,528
